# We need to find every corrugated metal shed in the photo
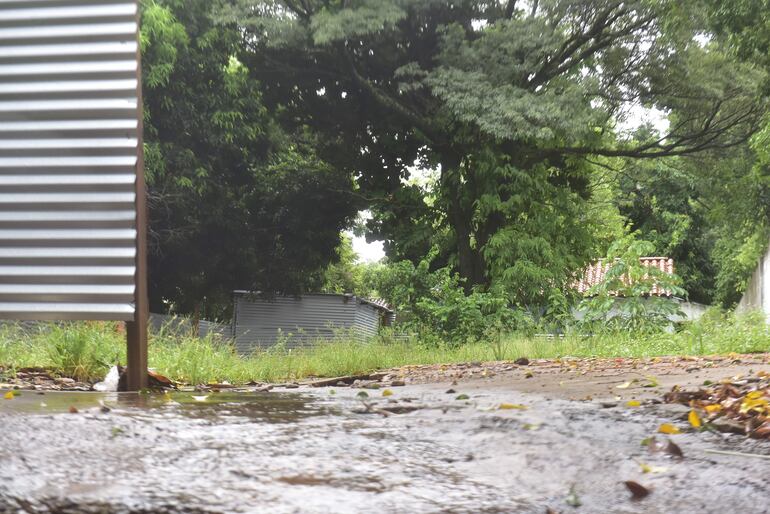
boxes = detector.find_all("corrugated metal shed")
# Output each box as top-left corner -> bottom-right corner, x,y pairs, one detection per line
232,292 -> 393,353
574,257 -> 675,297
0,0 -> 140,320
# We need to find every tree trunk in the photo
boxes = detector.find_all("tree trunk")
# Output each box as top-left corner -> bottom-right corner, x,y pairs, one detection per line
441,153 -> 486,292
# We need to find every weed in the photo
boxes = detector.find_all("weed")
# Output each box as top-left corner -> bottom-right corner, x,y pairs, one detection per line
0,309 -> 767,385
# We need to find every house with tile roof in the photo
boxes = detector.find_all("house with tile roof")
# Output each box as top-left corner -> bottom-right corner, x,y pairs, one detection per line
575,257 -> 676,297
573,257 -> 707,322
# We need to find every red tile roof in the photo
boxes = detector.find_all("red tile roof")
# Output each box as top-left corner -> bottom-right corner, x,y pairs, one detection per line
575,257 -> 675,297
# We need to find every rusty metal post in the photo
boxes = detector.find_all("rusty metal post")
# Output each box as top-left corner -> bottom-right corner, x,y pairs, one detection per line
126,6 -> 148,391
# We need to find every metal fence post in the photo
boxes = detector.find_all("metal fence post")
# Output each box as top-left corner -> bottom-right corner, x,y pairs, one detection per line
126,5 -> 148,391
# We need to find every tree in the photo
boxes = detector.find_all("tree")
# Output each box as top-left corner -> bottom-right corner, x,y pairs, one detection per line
676,1 -> 770,306
141,0 -> 358,317
614,156 -> 715,304
216,0 -> 765,305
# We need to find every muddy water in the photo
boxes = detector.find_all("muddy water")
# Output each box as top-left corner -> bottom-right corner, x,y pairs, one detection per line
1,387 -> 768,513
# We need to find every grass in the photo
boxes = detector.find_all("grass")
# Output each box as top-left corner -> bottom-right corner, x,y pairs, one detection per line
0,309 -> 768,385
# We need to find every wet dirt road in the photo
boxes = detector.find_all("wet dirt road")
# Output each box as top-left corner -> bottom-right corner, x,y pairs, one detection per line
1,382 -> 769,514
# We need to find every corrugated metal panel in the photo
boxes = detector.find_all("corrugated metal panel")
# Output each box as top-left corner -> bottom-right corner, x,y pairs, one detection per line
353,302 -> 380,341
232,293 -> 388,353
0,0 -> 139,320
574,257 -> 675,297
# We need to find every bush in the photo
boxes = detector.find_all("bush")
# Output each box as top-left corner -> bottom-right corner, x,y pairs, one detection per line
368,258 -> 530,345
578,236 -> 686,333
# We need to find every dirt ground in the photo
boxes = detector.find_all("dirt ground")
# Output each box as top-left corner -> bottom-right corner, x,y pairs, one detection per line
380,353 -> 770,402
1,355 -> 769,514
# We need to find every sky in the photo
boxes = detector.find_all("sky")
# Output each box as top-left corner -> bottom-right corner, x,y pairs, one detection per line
350,231 -> 385,263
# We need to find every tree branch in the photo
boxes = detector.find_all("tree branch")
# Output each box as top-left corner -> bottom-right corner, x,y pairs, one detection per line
340,45 -> 438,141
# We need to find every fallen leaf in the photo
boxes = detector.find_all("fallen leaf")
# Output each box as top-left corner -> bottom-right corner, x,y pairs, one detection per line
499,403 -> 527,410
356,391 -> 369,398
524,371 -> 534,379
3,391 -> 13,400
704,404 -> 722,414
643,376 -> 659,388
616,381 -> 633,389
68,405 -> 78,414
657,423 -> 681,435
522,423 -> 540,430
740,391 -> 768,415
455,394 -> 470,400
191,395 -> 209,402
382,389 -> 393,397
638,461 -> 668,474
752,421 -> 770,438
624,480 -> 650,499
626,400 -> 641,408
665,439 -> 684,459
688,410 -> 702,429
565,484 -> 581,507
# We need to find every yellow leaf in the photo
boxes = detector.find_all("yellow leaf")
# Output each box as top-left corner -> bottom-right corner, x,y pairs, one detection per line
658,423 -> 681,435
626,400 -> 641,408
704,404 -> 722,414
3,390 -> 13,400
688,410 -> 702,428
499,403 -> 527,410
524,371 -> 534,378
382,389 -> 393,397
739,392 -> 768,415
639,462 -> 668,474
616,381 -> 632,389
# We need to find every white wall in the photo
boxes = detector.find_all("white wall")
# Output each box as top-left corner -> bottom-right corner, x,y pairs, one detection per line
737,244 -> 770,316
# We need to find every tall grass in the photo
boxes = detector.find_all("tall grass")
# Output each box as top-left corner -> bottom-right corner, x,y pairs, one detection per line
0,309 -> 768,385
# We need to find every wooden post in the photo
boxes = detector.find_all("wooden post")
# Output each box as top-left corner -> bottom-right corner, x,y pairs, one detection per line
126,6 -> 148,391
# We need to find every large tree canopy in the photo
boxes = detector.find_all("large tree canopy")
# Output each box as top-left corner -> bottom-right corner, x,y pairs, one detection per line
217,0 -> 766,305
141,0 -> 358,317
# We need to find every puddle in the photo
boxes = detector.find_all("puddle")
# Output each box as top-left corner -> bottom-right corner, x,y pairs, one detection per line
1,390 -> 325,423
1,387 -> 768,513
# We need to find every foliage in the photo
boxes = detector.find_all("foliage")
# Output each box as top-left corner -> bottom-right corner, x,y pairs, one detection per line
367,256 -> 530,345
141,0 -> 357,316
44,324 -> 123,381
320,234 -> 384,296
216,0 -> 765,307
1,313 -> 768,384
579,235 -> 686,333
614,156 -> 715,303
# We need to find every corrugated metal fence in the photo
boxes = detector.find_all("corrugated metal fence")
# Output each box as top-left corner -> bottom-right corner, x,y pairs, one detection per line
232,293 -> 393,353
0,1 -> 140,320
